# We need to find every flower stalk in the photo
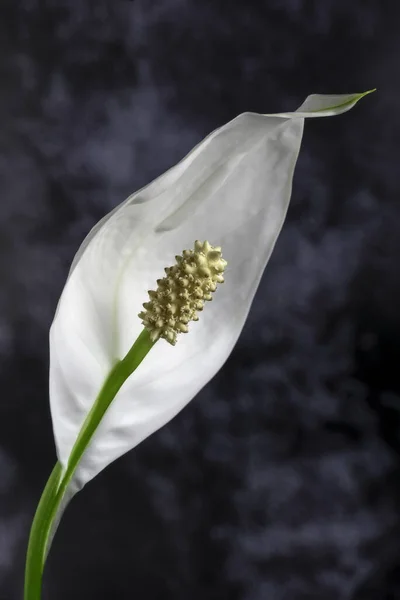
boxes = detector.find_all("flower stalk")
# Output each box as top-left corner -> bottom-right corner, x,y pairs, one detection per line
24,328 -> 156,600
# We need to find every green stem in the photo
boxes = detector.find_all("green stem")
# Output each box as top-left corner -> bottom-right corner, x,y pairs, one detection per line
24,463 -> 62,600
24,328 -> 156,600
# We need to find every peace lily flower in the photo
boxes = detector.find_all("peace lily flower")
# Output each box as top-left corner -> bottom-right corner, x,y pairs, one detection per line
24,90 -> 374,600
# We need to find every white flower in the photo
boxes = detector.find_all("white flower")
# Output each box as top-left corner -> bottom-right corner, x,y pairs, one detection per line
50,91 -> 372,495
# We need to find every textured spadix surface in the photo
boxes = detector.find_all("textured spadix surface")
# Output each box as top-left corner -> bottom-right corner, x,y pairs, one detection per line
50,92 -> 371,491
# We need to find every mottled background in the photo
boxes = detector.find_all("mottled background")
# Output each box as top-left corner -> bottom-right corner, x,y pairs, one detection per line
0,1 -> 399,599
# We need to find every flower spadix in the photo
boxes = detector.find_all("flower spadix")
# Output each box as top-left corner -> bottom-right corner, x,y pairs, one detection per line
139,241 -> 227,345
37,91 -> 372,568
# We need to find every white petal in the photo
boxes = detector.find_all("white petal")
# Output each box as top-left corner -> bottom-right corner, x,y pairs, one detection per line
49,93 -> 371,489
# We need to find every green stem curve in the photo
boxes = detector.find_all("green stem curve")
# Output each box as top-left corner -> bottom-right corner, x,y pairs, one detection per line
24,328 -> 156,600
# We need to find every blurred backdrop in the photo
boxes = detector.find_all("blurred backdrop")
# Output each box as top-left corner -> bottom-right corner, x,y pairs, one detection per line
0,1 -> 399,599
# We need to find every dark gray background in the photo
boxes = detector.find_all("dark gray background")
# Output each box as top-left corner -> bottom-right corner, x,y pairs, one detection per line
1,1 -> 399,598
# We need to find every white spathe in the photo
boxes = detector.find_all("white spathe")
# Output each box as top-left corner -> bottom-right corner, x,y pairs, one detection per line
50,91 -> 371,490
